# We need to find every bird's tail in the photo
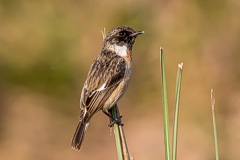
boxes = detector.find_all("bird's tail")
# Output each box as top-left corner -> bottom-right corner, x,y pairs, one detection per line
71,121 -> 89,150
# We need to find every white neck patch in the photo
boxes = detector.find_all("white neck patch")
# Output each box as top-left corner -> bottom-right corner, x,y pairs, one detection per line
109,44 -> 128,57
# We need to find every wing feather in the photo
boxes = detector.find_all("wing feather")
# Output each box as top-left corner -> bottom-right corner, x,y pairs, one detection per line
80,52 -> 126,120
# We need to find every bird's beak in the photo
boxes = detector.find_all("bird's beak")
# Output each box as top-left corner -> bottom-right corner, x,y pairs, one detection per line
130,31 -> 145,37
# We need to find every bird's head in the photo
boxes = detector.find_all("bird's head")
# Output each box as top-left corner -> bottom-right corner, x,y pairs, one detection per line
103,26 -> 144,51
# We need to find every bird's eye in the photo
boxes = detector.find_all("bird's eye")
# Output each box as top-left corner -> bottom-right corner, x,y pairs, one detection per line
119,31 -> 126,37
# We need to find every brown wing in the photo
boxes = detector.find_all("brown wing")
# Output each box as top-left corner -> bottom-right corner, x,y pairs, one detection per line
79,52 -> 126,121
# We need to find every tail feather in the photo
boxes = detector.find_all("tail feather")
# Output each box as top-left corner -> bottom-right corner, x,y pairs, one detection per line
71,121 -> 89,150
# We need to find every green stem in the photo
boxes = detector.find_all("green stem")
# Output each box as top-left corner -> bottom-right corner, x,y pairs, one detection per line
111,105 -> 130,160
172,63 -> 183,160
112,105 -> 123,160
160,47 -> 171,160
211,89 -> 219,160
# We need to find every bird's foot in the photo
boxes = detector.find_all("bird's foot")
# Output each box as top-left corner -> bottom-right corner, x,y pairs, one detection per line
108,115 -> 124,127
102,110 -> 124,127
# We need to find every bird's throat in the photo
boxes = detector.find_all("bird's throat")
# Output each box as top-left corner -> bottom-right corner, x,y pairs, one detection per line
109,44 -> 128,57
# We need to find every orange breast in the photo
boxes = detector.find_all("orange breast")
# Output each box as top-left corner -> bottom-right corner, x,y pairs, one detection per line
126,50 -> 131,57
125,50 -> 132,66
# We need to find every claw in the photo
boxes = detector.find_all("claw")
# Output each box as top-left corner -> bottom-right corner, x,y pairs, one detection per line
102,110 -> 124,127
108,116 -> 124,127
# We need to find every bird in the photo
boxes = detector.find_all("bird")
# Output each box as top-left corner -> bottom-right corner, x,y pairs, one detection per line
71,26 -> 144,150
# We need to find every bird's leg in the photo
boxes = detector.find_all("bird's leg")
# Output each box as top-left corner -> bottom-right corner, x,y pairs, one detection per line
113,104 -> 123,125
102,110 -> 123,127
102,104 -> 123,127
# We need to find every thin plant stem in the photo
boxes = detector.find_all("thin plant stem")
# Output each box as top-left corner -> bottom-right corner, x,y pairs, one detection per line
111,105 -> 130,160
172,63 -> 183,160
160,47 -> 171,160
211,89 -> 219,160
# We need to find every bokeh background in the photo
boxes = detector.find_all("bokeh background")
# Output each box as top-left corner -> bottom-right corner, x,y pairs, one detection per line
1,0 -> 240,159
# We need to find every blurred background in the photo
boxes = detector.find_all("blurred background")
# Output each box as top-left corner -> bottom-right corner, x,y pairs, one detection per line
0,0 -> 240,159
